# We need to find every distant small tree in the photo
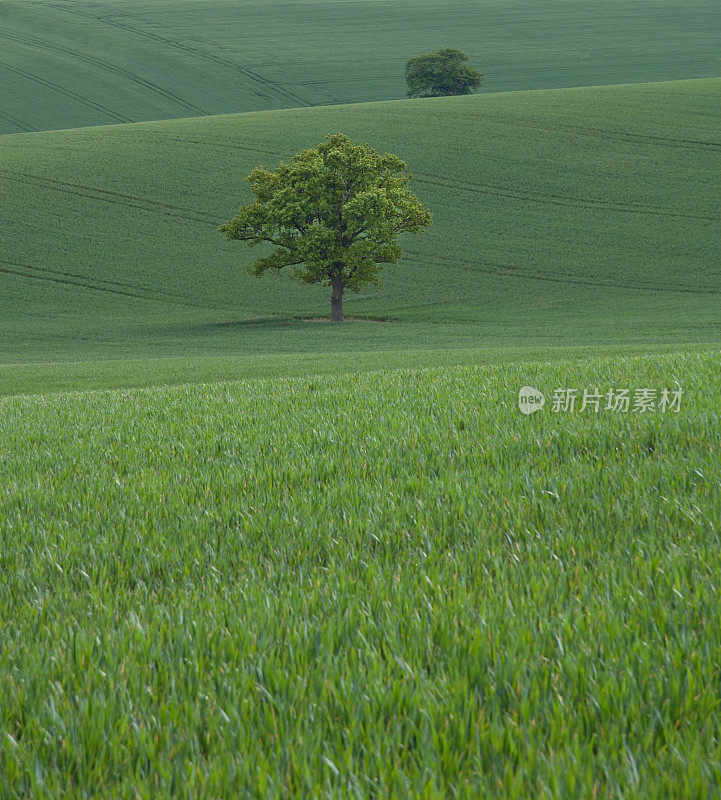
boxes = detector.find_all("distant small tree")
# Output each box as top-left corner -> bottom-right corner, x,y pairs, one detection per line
220,133 -> 432,322
405,48 -> 483,98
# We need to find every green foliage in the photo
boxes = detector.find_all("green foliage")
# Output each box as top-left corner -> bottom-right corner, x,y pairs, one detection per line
1,80 -> 719,367
220,134 -> 431,319
2,351 -> 721,797
405,47 -> 483,97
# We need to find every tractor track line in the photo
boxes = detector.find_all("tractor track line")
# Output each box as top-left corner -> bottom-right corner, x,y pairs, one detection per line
418,170 -> 715,219
99,12 -> 309,107
136,134 -> 285,160
35,1 -> 312,109
0,61 -> 134,124
535,121 -> 721,151
1,172 -> 218,226
239,65 -> 312,108
0,263 -> 174,304
406,254 -> 714,296
1,30 -> 207,116
0,259 -> 232,310
7,171 -> 715,292
0,260 -> 232,310
471,113 -> 721,152
0,110 -> 37,133
405,250 -> 720,296
113,137 -> 715,225
1,170 -> 221,222
415,175 -> 718,223
407,247 -> 701,292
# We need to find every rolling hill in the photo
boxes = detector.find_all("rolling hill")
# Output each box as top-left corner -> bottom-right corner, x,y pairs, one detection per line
3,350 -> 721,797
1,0 -> 720,134
3,5 -> 721,792
1,78 -> 719,391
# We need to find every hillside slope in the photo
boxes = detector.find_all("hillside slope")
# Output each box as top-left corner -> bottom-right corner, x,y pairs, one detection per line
1,79 -> 720,366
2,350 -> 721,794
1,0 -> 720,133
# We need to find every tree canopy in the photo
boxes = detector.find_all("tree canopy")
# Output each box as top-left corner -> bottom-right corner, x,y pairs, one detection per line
220,133 -> 432,321
405,48 -> 483,98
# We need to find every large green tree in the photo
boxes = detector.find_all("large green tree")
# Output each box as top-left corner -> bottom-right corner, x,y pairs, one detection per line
405,48 -> 483,98
220,133 -> 431,322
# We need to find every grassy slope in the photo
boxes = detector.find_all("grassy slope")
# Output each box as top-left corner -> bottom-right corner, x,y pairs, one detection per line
2,342 -> 715,398
1,0 -> 720,134
2,79 -> 720,392
2,350 -> 720,797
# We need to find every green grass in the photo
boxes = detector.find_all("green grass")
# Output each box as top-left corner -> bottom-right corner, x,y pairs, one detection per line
2,0 -> 720,134
2,79 -> 720,392
4,2 -> 719,794
2,349 -> 720,797
1,341 -> 718,398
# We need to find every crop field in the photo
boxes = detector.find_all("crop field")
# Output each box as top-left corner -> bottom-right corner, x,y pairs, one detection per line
2,79 -> 720,392
2,350 -> 720,797
2,0 -> 720,134
3,0 -> 720,794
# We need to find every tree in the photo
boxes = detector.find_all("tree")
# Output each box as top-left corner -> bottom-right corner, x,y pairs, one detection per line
220,133 -> 432,322
405,48 -> 483,98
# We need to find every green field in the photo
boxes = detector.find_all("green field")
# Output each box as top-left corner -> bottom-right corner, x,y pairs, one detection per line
2,351 -> 720,797
2,79 -> 720,393
2,0 -> 720,134
3,1 -> 721,795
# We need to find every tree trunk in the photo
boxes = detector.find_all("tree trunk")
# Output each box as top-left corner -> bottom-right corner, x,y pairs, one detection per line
330,274 -> 343,322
